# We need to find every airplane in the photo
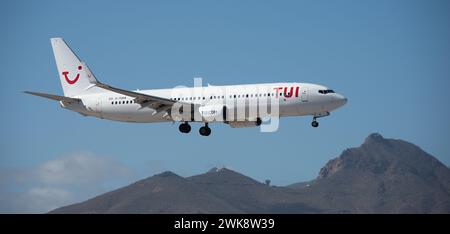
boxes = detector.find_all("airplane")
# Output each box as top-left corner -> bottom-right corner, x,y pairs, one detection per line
25,38 -> 347,136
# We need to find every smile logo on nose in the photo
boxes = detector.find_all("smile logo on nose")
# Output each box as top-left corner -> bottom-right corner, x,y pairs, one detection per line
62,65 -> 82,84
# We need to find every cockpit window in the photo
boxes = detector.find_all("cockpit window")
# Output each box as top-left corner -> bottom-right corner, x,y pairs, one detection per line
318,89 -> 335,94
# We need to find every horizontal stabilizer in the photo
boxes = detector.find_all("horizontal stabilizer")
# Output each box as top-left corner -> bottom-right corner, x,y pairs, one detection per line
24,91 -> 81,103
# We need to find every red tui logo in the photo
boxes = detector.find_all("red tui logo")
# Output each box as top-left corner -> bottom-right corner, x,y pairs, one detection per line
62,65 -> 82,84
273,86 -> 300,98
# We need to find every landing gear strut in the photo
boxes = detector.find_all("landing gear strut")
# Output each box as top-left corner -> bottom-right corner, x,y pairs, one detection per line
179,122 -> 191,133
199,123 -> 211,136
311,112 -> 330,128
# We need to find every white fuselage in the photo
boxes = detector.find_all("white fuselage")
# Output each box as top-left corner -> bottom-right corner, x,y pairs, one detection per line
26,38 -> 347,135
62,82 -> 347,123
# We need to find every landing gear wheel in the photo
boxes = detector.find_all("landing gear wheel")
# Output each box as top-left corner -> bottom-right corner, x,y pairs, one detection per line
179,122 -> 191,133
199,124 -> 211,136
311,120 -> 319,128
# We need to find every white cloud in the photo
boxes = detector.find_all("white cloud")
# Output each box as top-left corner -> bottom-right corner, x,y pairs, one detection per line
35,152 -> 131,185
0,152 -> 134,213
22,187 -> 73,213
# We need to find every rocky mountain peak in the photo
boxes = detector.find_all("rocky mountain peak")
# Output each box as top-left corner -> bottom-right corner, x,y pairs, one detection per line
364,132 -> 384,143
207,167 -> 233,173
319,133 -> 414,179
155,171 -> 180,178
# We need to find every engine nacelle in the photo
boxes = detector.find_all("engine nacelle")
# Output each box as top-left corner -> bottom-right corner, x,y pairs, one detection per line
228,118 -> 262,128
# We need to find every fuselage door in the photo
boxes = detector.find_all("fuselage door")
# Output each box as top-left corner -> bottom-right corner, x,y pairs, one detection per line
301,88 -> 308,102
95,99 -> 102,113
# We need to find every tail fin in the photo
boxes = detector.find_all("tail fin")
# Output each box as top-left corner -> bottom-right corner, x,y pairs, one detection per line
50,38 -> 100,97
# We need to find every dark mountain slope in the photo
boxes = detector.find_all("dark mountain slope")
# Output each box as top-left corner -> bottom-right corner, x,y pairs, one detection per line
50,171 -> 243,214
50,133 -> 450,214
288,133 -> 450,213
188,167 -> 318,213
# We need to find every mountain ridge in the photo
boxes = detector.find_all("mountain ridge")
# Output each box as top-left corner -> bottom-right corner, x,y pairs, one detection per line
50,133 -> 450,214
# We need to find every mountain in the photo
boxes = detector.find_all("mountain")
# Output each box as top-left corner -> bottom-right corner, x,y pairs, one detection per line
187,167 -> 318,213
50,171 -> 242,214
50,133 -> 450,214
287,133 -> 450,213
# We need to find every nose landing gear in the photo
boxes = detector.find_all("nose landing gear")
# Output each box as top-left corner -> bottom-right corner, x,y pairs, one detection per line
311,112 -> 330,128
311,118 -> 319,128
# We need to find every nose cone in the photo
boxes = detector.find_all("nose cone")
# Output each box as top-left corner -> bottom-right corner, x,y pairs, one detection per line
335,94 -> 347,108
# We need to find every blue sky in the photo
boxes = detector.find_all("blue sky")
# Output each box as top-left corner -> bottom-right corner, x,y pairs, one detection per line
1,0 -> 449,212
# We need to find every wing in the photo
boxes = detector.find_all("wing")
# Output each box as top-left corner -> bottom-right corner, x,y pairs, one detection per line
95,82 -> 174,105
83,62 -> 194,113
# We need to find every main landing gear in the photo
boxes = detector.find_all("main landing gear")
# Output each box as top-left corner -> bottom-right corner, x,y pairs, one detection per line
199,123 -> 211,136
179,122 -> 191,133
178,122 -> 211,136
